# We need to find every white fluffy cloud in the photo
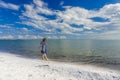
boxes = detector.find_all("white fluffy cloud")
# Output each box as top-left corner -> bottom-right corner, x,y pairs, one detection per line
17,35 -> 43,39
22,28 -> 29,31
0,35 -> 43,39
0,0 -> 19,10
0,35 -> 14,39
47,35 -> 67,39
0,25 -> 12,28
59,36 -> 67,39
21,0 -> 85,34
20,0 -> 120,39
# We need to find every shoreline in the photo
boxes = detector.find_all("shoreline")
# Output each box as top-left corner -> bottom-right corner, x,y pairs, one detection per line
17,52 -> 120,72
0,52 -> 120,80
50,58 -> 120,74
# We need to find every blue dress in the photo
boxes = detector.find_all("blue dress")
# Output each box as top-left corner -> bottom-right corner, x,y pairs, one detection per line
40,42 -> 47,54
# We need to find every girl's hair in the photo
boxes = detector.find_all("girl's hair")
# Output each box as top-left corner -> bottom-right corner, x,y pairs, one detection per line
42,38 -> 47,42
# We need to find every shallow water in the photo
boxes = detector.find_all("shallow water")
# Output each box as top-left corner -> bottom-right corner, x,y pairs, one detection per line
0,39 -> 120,66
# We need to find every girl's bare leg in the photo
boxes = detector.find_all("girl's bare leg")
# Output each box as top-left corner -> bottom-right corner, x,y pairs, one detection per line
44,54 -> 48,61
42,54 -> 45,60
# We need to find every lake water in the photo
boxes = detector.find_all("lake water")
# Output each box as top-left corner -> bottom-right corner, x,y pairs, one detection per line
0,39 -> 120,66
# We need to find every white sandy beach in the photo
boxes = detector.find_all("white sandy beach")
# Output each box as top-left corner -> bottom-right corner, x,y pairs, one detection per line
0,52 -> 120,80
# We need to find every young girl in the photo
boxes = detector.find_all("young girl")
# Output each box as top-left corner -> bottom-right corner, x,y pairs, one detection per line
40,38 -> 48,61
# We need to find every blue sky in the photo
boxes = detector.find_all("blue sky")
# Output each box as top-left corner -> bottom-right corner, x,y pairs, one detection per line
0,0 -> 120,39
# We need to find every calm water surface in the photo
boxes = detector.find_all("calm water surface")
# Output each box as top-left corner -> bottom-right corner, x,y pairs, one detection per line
0,39 -> 120,65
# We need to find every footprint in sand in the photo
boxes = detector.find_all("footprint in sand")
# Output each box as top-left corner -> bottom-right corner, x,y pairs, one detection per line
28,74 -> 33,77
35,65 -> 49,68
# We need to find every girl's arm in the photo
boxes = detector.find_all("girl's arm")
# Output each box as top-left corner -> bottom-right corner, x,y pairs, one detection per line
40,43 -> 42,51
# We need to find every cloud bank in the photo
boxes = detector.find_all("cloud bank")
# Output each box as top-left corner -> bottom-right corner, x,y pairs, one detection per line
0,0 -> 120,39
0,0 -> 19,10
18,0 -> 120,39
